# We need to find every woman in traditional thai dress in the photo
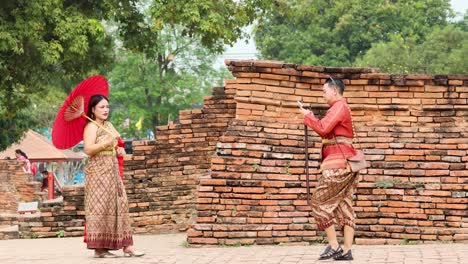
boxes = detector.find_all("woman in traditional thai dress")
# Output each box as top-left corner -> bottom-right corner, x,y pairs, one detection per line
83,94 -> 144,258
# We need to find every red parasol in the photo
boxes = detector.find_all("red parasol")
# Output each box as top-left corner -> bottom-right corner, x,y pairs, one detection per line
52,75 -> 110,149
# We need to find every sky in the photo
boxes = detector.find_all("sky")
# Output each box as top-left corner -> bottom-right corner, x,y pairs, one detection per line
451,0 -> 467,15
215,0 -> 467,68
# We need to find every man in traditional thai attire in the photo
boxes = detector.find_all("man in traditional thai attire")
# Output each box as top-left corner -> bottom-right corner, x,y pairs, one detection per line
300,77 -> 359,261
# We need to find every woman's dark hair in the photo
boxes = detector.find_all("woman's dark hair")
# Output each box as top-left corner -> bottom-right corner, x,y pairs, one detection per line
15,149 -> 28,159
87,94 -> 109,121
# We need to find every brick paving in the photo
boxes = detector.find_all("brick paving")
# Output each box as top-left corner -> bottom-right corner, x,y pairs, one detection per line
0,233 -> 466,264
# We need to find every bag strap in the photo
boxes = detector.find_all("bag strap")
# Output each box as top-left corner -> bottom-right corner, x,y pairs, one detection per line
333,134 -> 349,162
343,103 -> 362,150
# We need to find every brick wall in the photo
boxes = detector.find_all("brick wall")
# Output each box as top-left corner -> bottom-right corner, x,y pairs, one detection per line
124,87 -> 237,233
17,186 -> 85,238
187,60 -> 468,245
0,160 -> 84,239
0,161 -> 42,213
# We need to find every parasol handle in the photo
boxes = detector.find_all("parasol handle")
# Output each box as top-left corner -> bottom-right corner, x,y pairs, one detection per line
81,113 -> 117,138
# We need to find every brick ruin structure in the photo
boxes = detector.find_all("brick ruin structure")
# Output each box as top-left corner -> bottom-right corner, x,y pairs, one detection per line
0,85 -> 236,238
124,86 -> 236,233
0,162 -> 42,213
1,60 -> 467,244
186,60 -> 467,245
0,161 -> 84,239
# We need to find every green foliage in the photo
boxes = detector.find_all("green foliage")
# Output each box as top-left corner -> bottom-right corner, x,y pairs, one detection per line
220,242 -> 252,247
29,87 -> 68,130
453,11 -> 468,31
285,161 -> 291,175
252,163 -> 260,170
119,0 -> 273,54
374,178 -> 401,189
400,237 -> 417,245
255,0 -> 453,67
180,241 -> 189,248
357,25 -> 468,74
56,229 -> 65,238
0,106 -> 35,152
108,26 -> 232,138
0,0 -> 122,150
107,0 -> 270,138
0,0 -> 270,149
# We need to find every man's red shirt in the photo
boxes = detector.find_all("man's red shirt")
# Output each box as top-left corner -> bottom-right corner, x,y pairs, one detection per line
303,98 -> 356,170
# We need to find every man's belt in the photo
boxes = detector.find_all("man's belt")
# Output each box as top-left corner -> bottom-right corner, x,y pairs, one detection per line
322,136 -> 354,146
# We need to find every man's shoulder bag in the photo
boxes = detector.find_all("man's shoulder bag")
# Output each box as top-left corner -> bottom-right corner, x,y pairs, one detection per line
346,149 -> 367,172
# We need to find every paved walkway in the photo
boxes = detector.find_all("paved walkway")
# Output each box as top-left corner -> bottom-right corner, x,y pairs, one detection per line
0,233 -> 466,264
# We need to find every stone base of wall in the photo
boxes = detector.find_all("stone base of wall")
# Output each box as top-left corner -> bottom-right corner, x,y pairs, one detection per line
0,213 -> 19,240
0,225 -> 19,240
0,186 -> 86,240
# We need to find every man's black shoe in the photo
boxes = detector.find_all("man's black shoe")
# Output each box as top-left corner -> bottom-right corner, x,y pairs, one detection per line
333,249 -> 353,261
319,245 -> 343,260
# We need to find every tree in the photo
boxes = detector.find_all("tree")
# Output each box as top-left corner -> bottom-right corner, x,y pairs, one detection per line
254,0 -> 453,67
107,0 -> 272,136
356,25 -> 467,74
1,0 -> 272,149
29,86 -> 68,132
118,0 -> 274,54
0,0 -> 127,151
108,27 -> 232,139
